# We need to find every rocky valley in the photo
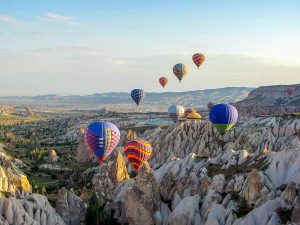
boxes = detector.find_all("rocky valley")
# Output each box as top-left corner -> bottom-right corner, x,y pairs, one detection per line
0,84 -> 299,225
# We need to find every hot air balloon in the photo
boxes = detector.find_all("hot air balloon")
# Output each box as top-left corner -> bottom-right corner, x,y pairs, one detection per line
187,112 -> 201,120
207,102 -> 214,110
192,53 -> 205,69
209,104 -> 238,135
168,104 -> 185,122
124,139 -> 152,171
173,63 -> 188,83
131,89 -> 145,106
184,108 -> 197,118
159,77 -> 168,88
287,87 -> 294,96
85,121 -> 120,164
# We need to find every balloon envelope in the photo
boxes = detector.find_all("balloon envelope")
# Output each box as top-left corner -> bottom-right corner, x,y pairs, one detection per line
173,63 -> 188,82
168,104 -> 185,122
159,77 -> 168,88
184,108 -> 197,118
85,121 -> 120,164
124,139 -> 152,171
192,53 -> 205,68
131,89 -> 145,106
209,104 -> 238,134
187,112 -> 201,119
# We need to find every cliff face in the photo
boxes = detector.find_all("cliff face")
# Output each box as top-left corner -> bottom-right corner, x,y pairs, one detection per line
234,84 -> 300,117
0,151 -> 31,193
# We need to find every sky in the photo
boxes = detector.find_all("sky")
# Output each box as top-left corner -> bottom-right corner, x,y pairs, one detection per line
0,0 -> 299,96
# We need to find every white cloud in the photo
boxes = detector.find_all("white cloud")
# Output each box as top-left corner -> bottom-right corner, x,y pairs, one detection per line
41,12 -> 81,25
0,14 -> 28,28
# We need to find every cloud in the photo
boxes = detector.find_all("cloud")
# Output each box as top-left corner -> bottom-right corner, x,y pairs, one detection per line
0,14 -> 28,28
41,12 -> 81,25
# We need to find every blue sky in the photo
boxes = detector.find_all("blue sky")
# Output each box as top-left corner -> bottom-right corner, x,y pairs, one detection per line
0,0 -> 299,95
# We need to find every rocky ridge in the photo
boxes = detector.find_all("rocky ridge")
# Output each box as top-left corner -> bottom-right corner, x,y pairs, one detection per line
91,116 -> 300,225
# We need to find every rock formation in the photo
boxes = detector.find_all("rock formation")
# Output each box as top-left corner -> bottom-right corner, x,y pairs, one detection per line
49,149 -> 57,163
89,116 -> 300,225
234,83 -> 300,117
56,188 -> 86,225
76,127 -> 93,163
0,151 -> 31,193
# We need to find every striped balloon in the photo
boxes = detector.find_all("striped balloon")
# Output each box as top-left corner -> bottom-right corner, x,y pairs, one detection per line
124,139 -> 152,171
209,104 -> 238,135
131,89 -> 145,106
168,104 -> 185,122
173,63 -> 188,83
184,108 -> 197,118
159,77 -> 168,88
85,121 -> 120,164
192,53 -> 205,69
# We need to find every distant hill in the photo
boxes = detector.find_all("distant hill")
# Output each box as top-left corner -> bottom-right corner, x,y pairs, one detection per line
234,83 -> 300,117
0,87 -> 254,111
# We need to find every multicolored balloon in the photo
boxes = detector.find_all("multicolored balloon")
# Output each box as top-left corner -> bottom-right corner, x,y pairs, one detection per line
131,89 -> 145,106
187,112 -> 201,119
85,121 -> 120,164
207,102 -> 214,110
287,87 -> 294,96
192,53 -> 205,69
124,139 -> 152,171
184,108 -> 197,118
173,63 -> 188,83
168,104 -> 185,122
209,103 -> 238,135
159,77 -> 168,88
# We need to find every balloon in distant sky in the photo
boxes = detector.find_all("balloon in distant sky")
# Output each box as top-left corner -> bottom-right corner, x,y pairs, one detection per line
173,63 -> 188,82
287,87 -> 294,96
131,89 -> 145,106
192,53 -> 205,69
207,102 -> 214,110
124,139 -> 152,171
184,108 -> 197,118
159,77 -> 169,88
209,103 -> 238,135
85,121 -> 120,164
168,104 -> 185,122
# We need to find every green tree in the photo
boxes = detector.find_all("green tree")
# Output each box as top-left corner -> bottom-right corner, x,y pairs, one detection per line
40,186 -> 47,195
86,192 -> 100,225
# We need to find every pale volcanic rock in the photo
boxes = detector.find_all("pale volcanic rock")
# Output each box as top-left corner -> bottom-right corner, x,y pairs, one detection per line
119,170 -> 161,225
167,195 -> 202,225
232,200 -> 285,225
265,150 -> 300,188
55,188 -> 86,225
147,117 -> 300,167
79,186 -> 90,204
76,127 -> 93,163
0,194 -> 65,225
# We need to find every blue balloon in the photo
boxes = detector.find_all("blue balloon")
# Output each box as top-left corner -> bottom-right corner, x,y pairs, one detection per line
209,103 -> 238,134
131,89 -> 145,106
85,121 -> 120,164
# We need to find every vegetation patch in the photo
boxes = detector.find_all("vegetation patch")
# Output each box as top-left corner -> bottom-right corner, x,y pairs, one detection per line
206,157 -> 268,179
